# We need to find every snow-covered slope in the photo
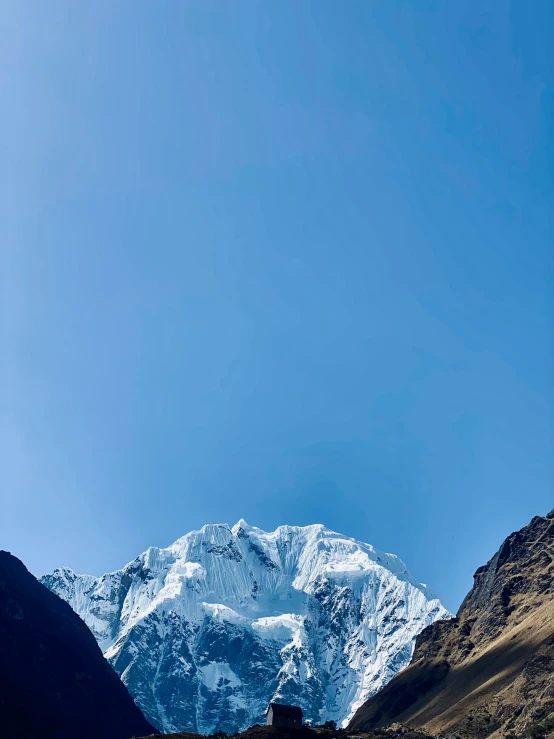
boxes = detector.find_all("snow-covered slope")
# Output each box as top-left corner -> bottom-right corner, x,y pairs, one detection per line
41,522 -> 450,734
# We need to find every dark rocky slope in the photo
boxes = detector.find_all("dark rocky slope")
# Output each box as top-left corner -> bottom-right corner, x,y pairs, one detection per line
349,509 -> 554,739
0,550 -> 157,739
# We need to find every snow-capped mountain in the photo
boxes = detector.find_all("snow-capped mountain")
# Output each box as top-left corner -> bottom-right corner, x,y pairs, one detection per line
41,522 -> 450,734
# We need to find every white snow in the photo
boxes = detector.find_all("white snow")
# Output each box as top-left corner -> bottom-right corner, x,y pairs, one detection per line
42,520 -> 451,733
200,663 -> 242,691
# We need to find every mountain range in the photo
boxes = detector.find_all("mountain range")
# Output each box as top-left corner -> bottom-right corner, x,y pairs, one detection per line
2,509 -> 553,739
41,521 -> 450,734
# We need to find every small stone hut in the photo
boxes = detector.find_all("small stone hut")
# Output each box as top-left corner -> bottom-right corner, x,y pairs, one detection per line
266,702 -> 303,728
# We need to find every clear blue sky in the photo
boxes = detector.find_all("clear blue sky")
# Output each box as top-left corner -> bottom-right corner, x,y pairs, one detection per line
3,0 -> 552,612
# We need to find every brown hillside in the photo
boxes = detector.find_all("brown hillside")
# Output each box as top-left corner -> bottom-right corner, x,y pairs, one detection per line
348,509 -> 554,739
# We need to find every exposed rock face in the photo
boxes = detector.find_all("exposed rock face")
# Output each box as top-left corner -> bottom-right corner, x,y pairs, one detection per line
0,550 -> 156,739
349,509 -> 554,739
41,521 -> 449,734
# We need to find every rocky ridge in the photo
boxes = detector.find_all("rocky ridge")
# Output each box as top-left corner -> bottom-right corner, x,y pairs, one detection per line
349,509 -> 554,739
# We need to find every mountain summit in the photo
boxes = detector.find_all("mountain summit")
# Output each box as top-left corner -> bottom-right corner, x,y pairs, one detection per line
42,522 -> 449,734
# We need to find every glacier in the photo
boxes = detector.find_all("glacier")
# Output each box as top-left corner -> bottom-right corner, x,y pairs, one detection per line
41,521 -> 451,734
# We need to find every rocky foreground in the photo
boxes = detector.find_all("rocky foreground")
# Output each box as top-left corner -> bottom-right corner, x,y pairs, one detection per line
136,723 -> 433,739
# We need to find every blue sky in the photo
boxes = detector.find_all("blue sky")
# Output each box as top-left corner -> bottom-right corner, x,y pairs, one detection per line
3,0 -> 552,612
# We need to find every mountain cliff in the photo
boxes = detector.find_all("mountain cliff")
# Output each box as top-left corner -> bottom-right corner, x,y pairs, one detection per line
42,521 -> 449,734
349,509 -> 554,739
0,550 -> 156,739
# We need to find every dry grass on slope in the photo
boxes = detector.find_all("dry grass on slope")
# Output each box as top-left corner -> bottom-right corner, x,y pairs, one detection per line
349,510 -> 554,739
410,598 -> 554,738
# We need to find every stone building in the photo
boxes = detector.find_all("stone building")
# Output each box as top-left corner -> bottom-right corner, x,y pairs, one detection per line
265,702 -> 303,728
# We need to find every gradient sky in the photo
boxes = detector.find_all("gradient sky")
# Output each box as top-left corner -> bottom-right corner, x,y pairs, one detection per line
3,0 -> 553,612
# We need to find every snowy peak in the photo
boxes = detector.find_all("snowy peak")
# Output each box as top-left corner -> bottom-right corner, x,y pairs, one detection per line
167,519 -> 421,591
231,518 -> 252,534
42,521 -> 451,735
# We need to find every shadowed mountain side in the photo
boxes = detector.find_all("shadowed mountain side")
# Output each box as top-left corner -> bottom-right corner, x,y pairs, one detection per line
0,551 -> 157,739
349,510 -> 554,739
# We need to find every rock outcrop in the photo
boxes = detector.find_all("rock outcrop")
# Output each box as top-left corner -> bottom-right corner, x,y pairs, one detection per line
349,509 -> 554,739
